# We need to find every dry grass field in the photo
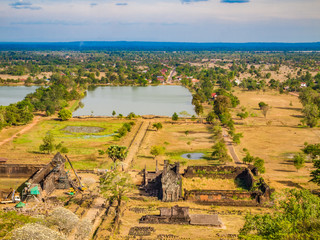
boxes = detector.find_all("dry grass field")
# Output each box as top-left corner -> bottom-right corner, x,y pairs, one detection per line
183,178 -> 239,191
113,189 -> 268,240
231,88 -> 319,190
0,72 -> 52,81
133,121 -> 217,171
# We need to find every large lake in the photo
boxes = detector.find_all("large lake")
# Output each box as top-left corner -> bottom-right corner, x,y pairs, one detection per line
73,86 -> 195,116
0,86 -> 39,106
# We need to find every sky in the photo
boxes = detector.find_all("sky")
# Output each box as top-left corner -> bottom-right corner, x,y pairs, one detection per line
0,0 -> 319,42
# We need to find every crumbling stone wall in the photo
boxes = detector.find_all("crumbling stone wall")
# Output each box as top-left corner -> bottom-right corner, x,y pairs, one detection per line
0,164 -> 44,178
184,189 -> 259,206
140,205 -> 222,226
183,165 -> 256,179
182,165 -> 271,206
28,153 -> 71,195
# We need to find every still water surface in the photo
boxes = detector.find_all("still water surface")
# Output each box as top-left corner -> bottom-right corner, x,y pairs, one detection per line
73,86 -> 195,116
0,86 -> 39,106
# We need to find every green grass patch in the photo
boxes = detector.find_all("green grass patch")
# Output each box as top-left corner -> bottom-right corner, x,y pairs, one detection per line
50,120 -> 124,138
69,100 -> 80,112
13,134 -> 32,144
65,160 -> 99,170
11,119 -> 132,156
0,211 -> 38,239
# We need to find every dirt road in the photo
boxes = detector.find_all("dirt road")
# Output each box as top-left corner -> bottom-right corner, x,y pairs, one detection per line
289,92 -> 299,97
123,120 -> 150,170
0,116 -> 40,147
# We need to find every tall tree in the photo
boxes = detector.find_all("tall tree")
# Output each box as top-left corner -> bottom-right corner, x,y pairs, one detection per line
58,108 -> 72,121
39,132 -> 55,154
100,170 -> 133,233
172,112 -> 179,121
152,123 -> 163,131
310,159 -> 320,186
293,153 -> 305,171
150,145 -> 165,160
106,145 -> 128,167
302,104 -> 319,128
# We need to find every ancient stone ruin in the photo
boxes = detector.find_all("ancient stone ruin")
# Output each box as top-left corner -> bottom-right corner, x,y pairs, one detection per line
22,153 -> 72,199
142,160 -> 182,202
183,166 -> 272,206
140,205 -> 223,227
0,163 -> 44,178
142,162 -> 271,206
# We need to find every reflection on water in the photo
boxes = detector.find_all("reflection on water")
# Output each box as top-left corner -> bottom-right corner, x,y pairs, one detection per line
73,85 -> 195,117
181,153 -> 204,160
0,86 -> 39,106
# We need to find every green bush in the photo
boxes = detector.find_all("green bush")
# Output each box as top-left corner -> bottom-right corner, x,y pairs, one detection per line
58,109 -> 72,121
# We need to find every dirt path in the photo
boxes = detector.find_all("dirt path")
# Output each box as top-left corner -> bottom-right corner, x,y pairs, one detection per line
289,92 -> 299,97
222,128 -> 242,165
67,197 -> 106,240
0,116 -> 40,147
123,120 -> 150,171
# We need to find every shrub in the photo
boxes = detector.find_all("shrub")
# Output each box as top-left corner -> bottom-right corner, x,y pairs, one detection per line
172,112 -> 179,121
258,102 -> 268,110
11,223 -> 66,240
58,109 -> 72,121
46,207 -> 79,235
60,147 -> 69,154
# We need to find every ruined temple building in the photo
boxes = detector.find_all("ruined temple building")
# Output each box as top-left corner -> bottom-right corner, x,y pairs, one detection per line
142,160 -> 182,202
22,153 -> 73,200
140,205 -> 223,227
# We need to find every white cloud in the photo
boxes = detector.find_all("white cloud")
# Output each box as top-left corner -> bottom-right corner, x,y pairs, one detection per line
0,0 -> 319,42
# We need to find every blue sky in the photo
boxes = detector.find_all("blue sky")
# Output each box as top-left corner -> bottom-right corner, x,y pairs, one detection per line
0,0 -> 319,42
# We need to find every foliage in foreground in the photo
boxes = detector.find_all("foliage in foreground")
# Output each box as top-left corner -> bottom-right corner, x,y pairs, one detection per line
10,223 -> 66,240
0,211 -> 38,239
4,207 -> 91,240
239,189 -> 320,240
46,207 -> 79,235
100,169 -> 134,204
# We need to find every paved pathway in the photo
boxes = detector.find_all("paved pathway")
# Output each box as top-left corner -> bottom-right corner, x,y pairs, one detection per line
68,197 -> 106,240
167,67 -> 176,83
85,197 -> 106,239
0,116 -> 40,146
222,128 -> 242,165
123,120 -> 149,171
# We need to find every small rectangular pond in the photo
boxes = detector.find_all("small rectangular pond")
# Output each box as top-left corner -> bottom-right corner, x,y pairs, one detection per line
73,85 -> 195,117
0,86 -> 39,106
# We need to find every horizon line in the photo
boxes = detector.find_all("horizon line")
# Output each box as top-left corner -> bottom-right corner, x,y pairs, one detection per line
0,41 -> 319,44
